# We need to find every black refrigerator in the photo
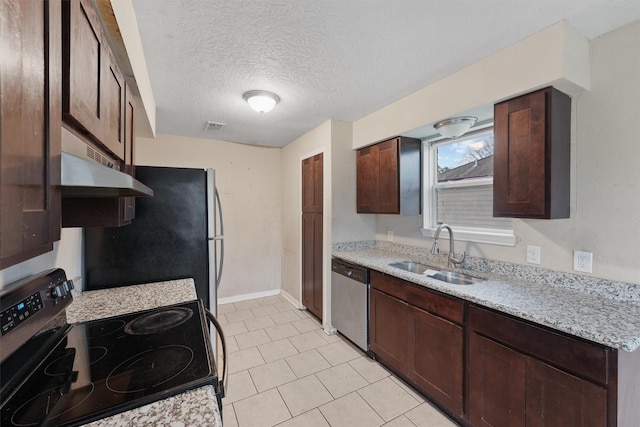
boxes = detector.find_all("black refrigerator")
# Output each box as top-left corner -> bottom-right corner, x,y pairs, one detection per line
84,166 -> 224,314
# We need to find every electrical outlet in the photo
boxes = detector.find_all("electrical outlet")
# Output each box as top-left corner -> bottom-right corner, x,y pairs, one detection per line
526,245 -> 541,264
387,230 -> 394,242
573,251 -> 593,273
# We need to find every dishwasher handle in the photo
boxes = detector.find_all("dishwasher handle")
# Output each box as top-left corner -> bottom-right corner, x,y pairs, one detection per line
331,258 -> 369,284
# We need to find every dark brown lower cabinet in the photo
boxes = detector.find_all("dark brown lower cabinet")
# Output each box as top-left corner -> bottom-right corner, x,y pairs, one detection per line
468,332 -> 608,427
370,271 -> 463,418
369,288 -> 409,373
409,305 -> 463,414
468,305 -> 610,427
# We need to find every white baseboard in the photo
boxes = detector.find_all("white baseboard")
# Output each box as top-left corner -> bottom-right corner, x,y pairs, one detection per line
218,288 -> 281,305
280,289 -> 303,309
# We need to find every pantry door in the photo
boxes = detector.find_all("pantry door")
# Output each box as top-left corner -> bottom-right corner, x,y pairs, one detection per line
301,153 -> 323,320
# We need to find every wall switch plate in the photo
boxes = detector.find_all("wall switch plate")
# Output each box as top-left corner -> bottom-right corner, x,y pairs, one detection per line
526,245 -> 541,264
574,251 -> 593,273
387,230 -> 393,241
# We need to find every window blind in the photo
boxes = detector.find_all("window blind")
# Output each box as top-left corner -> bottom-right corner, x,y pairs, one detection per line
436,184 -> 512,230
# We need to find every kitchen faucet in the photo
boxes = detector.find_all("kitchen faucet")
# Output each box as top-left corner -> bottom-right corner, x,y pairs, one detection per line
431,223 -> 465,268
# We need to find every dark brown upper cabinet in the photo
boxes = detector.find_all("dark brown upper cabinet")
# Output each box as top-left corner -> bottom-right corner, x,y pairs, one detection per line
62,0 -> 126,162
493,86 -> 571,219
356,136 -> 421,215
302,153 -> 323,214
0,0 -> 62,269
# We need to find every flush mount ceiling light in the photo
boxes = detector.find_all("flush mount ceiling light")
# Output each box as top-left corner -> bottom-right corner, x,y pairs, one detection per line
433,116 -> 478,139
242,90 -> 280,113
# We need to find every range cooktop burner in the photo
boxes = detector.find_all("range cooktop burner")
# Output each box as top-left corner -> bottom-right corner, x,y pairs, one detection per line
88,320 -> 125,338
106,345 -> 194,393
11,384 -> 95,427
124,307 -> 193,335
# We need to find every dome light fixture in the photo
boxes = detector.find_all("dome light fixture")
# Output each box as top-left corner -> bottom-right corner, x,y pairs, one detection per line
242,90 -> 280,113
433,116 -> 478,139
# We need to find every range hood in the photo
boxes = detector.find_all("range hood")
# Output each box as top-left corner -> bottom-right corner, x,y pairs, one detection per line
61,128 -> 153,198
61,152 -> 153,197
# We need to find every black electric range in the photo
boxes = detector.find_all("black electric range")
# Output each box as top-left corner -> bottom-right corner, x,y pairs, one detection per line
0,269 -> 223,426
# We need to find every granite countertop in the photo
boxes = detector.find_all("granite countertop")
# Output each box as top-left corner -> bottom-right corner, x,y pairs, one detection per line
333,246 -> 640,352
66,279 -> 223,427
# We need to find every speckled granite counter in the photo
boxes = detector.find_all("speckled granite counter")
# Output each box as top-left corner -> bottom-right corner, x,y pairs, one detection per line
333,243 -> 640,352
66,279 -> 223,427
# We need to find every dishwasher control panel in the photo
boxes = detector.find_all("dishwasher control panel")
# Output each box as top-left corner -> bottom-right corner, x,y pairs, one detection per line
331,258 -> 368,283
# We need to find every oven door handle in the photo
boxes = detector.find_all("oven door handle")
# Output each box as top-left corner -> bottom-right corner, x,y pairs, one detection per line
204,308 -> 227,398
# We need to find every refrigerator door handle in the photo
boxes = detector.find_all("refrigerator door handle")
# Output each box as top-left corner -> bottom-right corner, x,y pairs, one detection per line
214,187 -> 224,289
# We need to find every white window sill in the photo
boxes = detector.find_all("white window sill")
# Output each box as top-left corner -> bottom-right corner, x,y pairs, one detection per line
420,226 -> 517,247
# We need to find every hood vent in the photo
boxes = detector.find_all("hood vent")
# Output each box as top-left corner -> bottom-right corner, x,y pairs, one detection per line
61,153 -> 154,197
61,128 -> 153,198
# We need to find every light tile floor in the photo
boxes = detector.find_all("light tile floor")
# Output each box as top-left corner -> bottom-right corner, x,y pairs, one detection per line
218,294 -> 458,427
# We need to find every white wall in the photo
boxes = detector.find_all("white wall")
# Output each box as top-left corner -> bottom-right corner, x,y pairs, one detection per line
136,133 -> 282,299
352,21 -> 590,149
0,228 -> 83,288
330,121 -> 376,243
370,20 -> 640,285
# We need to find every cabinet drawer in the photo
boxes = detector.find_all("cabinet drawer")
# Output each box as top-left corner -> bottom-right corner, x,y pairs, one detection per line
370,271 -> 408,301
468,305 -> 610,385
407,285 -> 463,324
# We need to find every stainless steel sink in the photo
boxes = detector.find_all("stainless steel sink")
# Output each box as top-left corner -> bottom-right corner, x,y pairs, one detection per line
427,271 -> 485,285
388,261 -> 437,275
388,261 -> 485,285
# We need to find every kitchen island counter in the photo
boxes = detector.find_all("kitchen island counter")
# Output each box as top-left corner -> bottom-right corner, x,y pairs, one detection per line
66,279 -> 223,427
334,243 -> 640,352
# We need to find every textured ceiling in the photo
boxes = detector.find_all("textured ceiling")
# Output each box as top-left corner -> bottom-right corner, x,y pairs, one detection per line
132,0 -> 640,147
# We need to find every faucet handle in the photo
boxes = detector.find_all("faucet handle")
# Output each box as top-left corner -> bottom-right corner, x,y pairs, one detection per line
450,251 -> 465,266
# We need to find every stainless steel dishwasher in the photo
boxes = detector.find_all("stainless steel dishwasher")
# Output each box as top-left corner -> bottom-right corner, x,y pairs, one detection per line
331,258 -> 369,352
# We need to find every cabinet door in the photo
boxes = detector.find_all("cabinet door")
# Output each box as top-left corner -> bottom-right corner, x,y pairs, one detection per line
302,213 -> 323,319
302,153 -> 323,213
376,138 -> 400,213
121,86 -> 136,222
526,359 -> 607,427
62,0 -> 105,142
356,145 -> 377,213
468,333 -> 526,427
0,0 -> 61,268
370,288 -> 408,374
493,87 -> 570,219
408,305 -> 463,414
103,49 -> 126,160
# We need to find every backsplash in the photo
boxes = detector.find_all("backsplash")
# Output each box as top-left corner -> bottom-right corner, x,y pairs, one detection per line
333,240 -> 640,304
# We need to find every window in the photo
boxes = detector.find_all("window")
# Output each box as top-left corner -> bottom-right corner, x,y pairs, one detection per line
421,126 -> 516,246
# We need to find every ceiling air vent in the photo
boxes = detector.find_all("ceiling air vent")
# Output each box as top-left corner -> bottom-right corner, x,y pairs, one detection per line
205,121 -> 226,131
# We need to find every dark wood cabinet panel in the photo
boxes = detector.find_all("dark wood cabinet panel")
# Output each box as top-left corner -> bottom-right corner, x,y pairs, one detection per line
103,49 -> 126,160
301,152 -> 323,320
468,304 -> 613,427
0,0 -> 62,268
526,359 -> 607,427
369,288 -> 409,373
376,138 -> 400,213
356,136 -> 421,214
62,0 -> 129,162
370,271 -> 463,417
302,153 -> 323,213
62,0 -> 105,143
493,86 -> 570,219
468,333 -> 526,427
468,305 -> 609,385
409,305 -> 463,414
302,213 -> 323,319
121,86 -> 136,223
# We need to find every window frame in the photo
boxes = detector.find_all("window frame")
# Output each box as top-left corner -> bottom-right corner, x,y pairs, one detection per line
420,125 -> 517,246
